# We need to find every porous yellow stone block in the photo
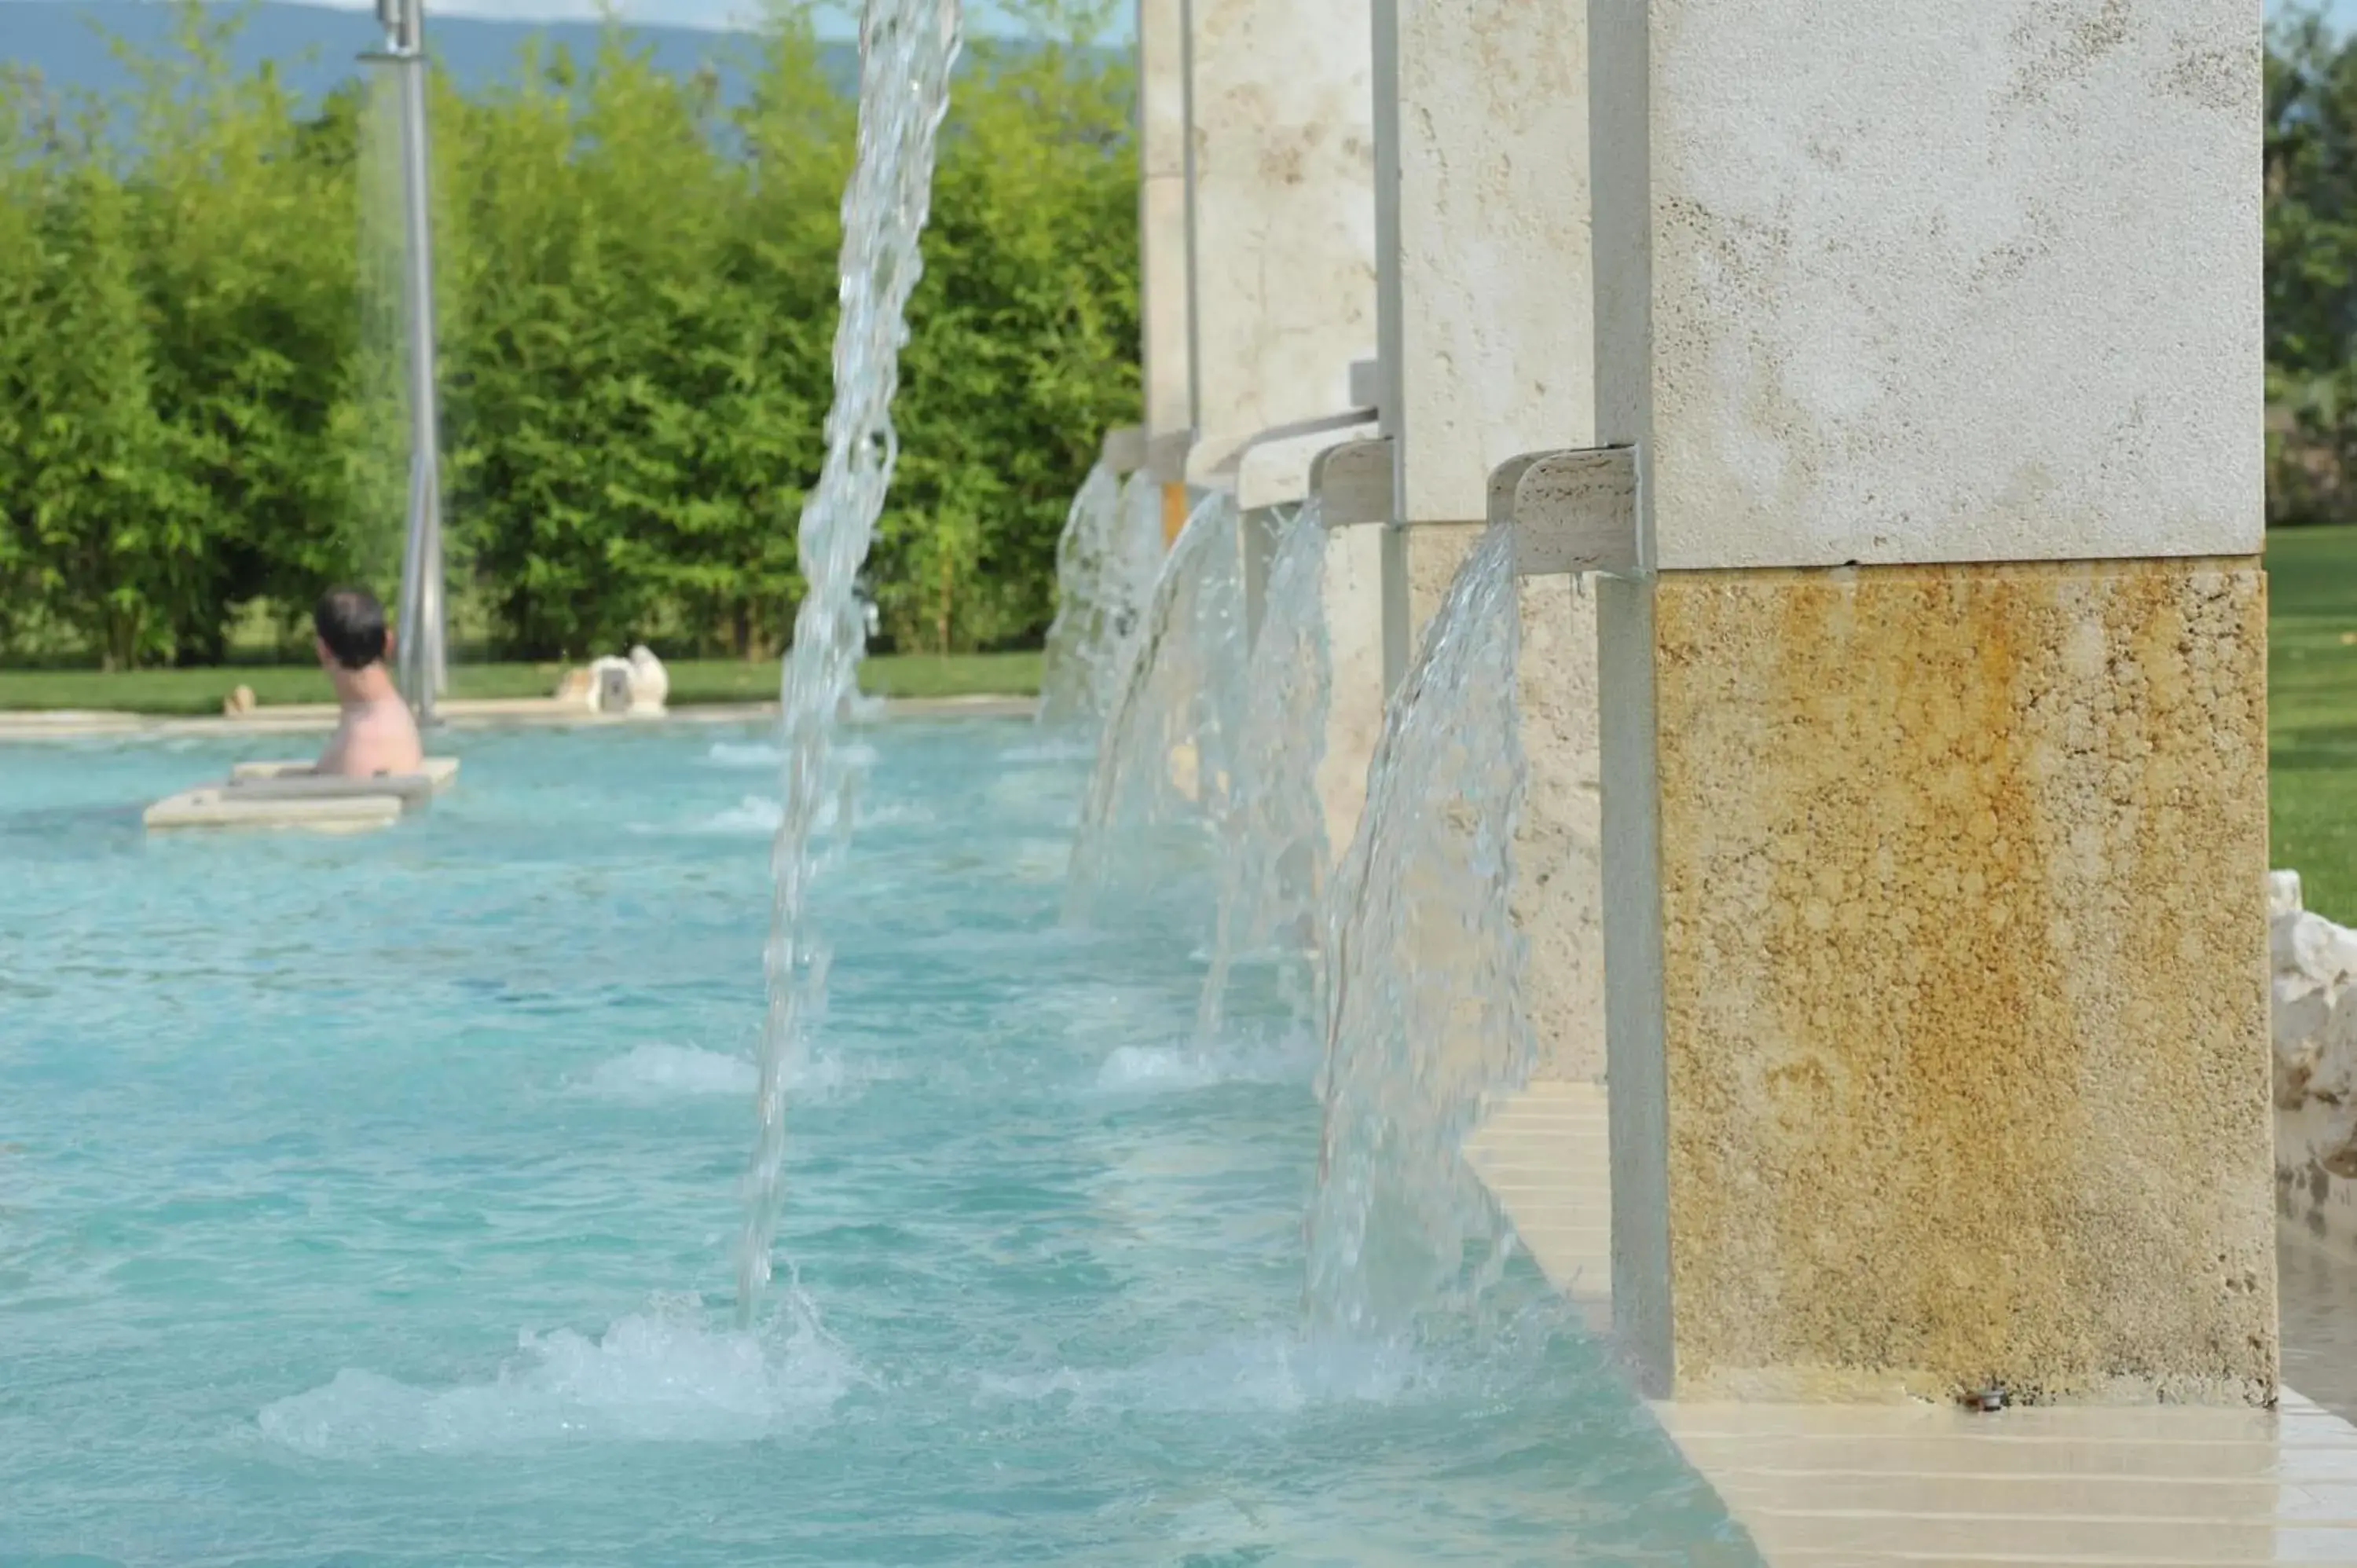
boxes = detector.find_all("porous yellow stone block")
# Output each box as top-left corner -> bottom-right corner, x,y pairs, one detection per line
1644,558 -> 2273,1404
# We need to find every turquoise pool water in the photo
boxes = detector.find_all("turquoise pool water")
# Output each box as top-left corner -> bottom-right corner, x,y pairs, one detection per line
0,720 -> 1751,1566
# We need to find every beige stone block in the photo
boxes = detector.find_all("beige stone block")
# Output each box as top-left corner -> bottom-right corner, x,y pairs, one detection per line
1402,521 -> 1479,642
1140,173 -> 1191,440
1590,0 -> 2259,570
1645,557 -> 2274,1403
1138,0 -> 1189,439
1380,0 -> 1593,525
1318,522 -> 1387,853
1184,0 -> 1377,474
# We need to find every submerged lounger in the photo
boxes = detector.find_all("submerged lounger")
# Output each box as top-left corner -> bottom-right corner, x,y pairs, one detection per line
229,757 -> 460,792
143,757 -> 461,832
143,788 -> 405,833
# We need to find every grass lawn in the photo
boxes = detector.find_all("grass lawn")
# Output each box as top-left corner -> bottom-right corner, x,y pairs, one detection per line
0,650 -> 1042,718
2271,526 -> 2357,921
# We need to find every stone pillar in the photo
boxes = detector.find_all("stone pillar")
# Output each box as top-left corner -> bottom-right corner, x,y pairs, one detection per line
1138,0 -> 1193,540
1307,436 -> 1393,852
1588,0 -> 2272,1403
1178,0 -> 1380,794
1237,421 -> 1379,642
1373,0 -> 1600,1080
1178,0 -> 1376,485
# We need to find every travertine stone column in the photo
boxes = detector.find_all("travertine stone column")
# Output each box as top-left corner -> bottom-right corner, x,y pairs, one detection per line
1179,0 -> 1377,485
1175,0 -> 1381,837
1374,0 -> 1600,1080
1307,437 -> 1393,852
1589,0 -> 2272,1403
1138,0 -> 1193,540
1237,422 -> 1379,643
1139,0 -> 1189,445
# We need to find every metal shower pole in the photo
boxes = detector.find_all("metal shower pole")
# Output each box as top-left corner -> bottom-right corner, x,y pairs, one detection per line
368,0 -> 445,724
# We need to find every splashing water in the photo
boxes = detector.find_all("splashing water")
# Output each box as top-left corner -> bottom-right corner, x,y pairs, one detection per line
1303,523 -> 1532,1341
738,0 -> 963,1327
259,1291 -> 855,1456
1197,499 -> 1334,1040
1066,492 -> 1250,921
1039,465 -> 1165,729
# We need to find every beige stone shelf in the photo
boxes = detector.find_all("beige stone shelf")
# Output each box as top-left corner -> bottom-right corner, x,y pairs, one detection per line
144,757 -> 460,832
1467,1082 -> 2357,1566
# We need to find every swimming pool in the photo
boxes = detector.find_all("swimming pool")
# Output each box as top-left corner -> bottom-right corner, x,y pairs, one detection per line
0,720 -> 1752,1565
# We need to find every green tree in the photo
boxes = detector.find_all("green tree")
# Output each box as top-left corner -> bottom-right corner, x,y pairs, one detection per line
0,0 -> 1144,666
879,31 -> 1139,651
115,3 -> 363,659
2270,9 -> 2357,524
3,145 -> 207,667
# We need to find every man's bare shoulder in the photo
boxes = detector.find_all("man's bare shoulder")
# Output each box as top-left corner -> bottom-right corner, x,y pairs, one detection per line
318,702 -> 423,776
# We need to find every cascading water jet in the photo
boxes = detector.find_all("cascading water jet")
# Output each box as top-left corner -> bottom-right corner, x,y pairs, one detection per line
1197,498 -> 1335,1042
737,0 -> 963,1328
1065,490 -> 1250,924
1303,522 -> 1533,1343
1039,465 -> 1165,731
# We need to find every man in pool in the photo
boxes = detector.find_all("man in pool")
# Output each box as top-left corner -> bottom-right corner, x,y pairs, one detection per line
311,587 -> 424,777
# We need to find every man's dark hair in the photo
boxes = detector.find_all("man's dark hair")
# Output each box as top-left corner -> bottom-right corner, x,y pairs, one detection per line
314,588 -> 390,671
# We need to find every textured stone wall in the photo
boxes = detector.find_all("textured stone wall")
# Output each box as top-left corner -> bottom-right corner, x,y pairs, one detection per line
1182,0 -> 1377,478
1377,0 -> 1593,525
1648,557 -> 2275,1404
1593,0 -> 2260,572
1138,0 -> 1190,440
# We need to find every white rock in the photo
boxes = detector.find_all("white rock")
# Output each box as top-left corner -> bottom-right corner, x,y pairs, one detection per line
2278,971 -> 2331,1037
2272,870 -> 2306,921
2315,1001 -> 2357,1107
2283,911 -> 2357,990
626,645 -> 669,715
2272,872 -> 2357,1118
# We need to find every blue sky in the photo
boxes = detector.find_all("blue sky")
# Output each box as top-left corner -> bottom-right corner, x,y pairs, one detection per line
2286,0 -> 2357,28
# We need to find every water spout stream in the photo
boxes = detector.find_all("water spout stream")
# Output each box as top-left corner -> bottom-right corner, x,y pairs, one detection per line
1066,492 -> 1249,923
1303,523 -> 1531,1341
737,0 -> 963,1327
1197,500 -> 1334,1040
1039,466 -> 1164,731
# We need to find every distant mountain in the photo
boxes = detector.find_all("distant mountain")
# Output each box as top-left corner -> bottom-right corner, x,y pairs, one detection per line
0,0 -> 849,108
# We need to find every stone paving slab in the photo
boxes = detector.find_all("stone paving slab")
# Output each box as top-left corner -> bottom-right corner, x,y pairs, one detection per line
1465,1083 -> 2357,1566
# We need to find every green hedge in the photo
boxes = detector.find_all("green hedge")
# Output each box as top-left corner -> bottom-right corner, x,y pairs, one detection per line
2270,12 -> 2357,526
0,5 -> 1138,667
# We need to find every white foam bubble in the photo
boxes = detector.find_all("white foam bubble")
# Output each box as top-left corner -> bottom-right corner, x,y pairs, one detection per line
1094,1040 -> 1311,1094
706,740 -> 875,771
856,800 -> 934,829
258,1297 -> 855,1455
697,796 -> 783,835
579,1045 -> 757,1100
688,786 -> 920,839
577,1045 -> 858,1105
705,742 -> 783,769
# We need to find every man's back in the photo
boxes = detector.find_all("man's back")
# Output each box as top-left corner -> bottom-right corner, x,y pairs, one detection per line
317,696 -> 423,777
